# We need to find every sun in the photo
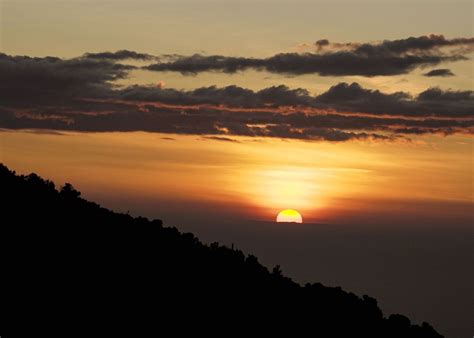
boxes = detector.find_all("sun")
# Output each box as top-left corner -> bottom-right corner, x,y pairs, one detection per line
276,209 -> 303,223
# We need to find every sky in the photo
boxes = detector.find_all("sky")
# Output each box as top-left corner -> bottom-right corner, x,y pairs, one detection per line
1,1 -> 473,337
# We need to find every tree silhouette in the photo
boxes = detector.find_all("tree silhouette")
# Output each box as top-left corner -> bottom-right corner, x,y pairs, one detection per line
60,183 -> 81,199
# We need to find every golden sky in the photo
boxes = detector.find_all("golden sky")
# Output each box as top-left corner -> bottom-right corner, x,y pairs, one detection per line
2,130 -> 472,227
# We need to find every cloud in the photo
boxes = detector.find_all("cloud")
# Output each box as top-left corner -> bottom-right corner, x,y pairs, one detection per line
0,128 -> 66,135
145,35 -> 473,77
345,35 -> 474,54
201,136 -> 241,143
315,39 -> 330,51
115,82 -> 473,118
145,53 -> 463,77
417,87 -> 473,102
0,53 -> 133,108
0,52 -> 472,142
314,82 -> 473,118
83,50 -> 157,61
423,69 -> 455,77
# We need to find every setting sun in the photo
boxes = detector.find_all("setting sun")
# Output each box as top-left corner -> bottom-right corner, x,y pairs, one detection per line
276,209 -> 303,223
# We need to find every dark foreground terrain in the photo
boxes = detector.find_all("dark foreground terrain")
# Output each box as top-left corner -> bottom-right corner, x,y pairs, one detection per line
1,163 -> 443,336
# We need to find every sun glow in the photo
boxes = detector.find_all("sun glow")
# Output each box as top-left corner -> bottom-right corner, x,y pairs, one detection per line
251,167 -> 322,211
276,209 -> 303,223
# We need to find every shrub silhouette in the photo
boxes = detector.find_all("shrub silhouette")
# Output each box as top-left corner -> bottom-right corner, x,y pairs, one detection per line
1,163 -> 443,336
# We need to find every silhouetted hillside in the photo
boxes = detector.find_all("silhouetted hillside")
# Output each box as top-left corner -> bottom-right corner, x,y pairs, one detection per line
1,163 -> 443,336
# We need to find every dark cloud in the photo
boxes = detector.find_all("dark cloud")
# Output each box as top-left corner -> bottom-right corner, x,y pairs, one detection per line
146,35 -> 473,76
351,35 -> 474,54
423,69 -> 455,77
145,53 -> 463,77
0,53 -> 133,108
0,52 -> 472,142
3,98 -> 471,142
417,87 -> 473,102
83,50 -> 157,61
314,82 -> 473,118
315,39 -> 330,51
116,84 -> 312,108
116,82 -> 473,118
315,39 -> 330,46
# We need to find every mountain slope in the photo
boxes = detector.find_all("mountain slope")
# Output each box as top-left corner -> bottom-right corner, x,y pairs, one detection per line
1,163 -> 442,337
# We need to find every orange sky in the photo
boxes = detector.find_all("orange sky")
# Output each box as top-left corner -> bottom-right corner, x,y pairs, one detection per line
2,129 -> 472,227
